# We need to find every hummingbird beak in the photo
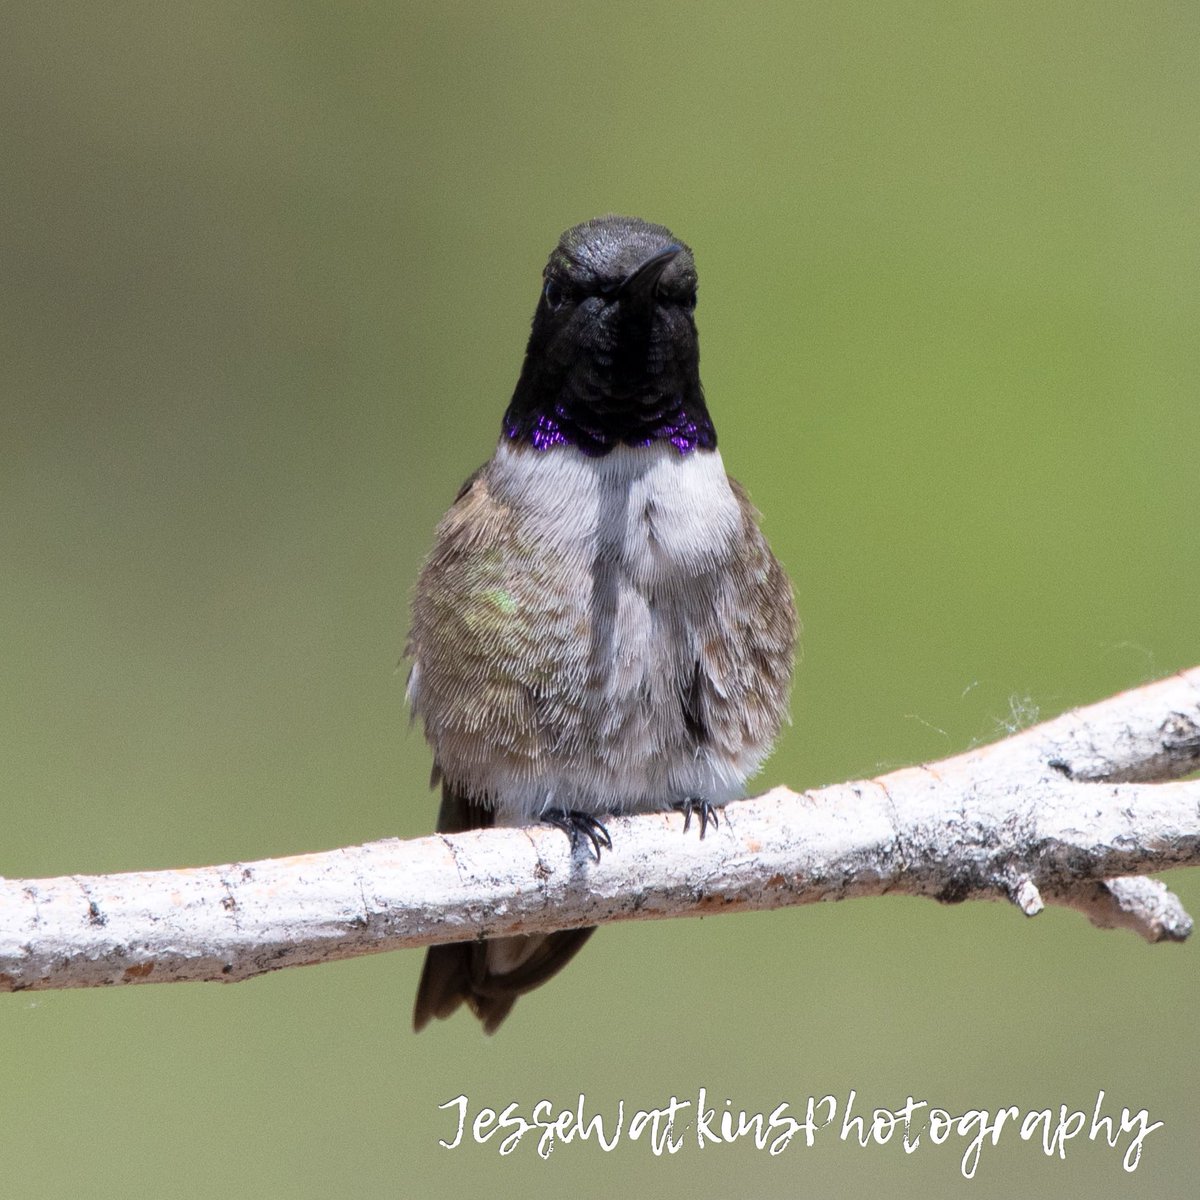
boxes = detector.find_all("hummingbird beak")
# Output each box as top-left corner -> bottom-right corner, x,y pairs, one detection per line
615,244 -> 682,324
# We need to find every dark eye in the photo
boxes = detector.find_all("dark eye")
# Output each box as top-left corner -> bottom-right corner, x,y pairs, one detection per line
543,278 -> 566,311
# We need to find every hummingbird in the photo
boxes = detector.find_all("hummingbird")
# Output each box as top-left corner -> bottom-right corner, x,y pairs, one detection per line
407,215 -> 795,1033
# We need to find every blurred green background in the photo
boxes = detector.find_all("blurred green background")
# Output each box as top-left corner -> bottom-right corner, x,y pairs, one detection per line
2,2 -> 1197,1196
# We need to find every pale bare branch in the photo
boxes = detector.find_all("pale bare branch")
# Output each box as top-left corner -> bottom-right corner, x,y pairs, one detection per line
2,667 -> 1198,992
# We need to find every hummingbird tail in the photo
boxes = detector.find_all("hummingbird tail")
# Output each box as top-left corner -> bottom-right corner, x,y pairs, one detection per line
413,927 -> 595,1034
411,784 -> 596,1034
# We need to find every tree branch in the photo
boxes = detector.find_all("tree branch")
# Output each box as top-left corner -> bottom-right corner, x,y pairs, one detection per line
3,668 -> 1199,992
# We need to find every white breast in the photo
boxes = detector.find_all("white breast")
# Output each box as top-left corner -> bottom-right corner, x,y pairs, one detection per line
480,440 -> 753,819
489,440 -> 742,583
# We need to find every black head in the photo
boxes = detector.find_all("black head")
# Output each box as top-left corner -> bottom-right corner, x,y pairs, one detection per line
502,216 -> 715,456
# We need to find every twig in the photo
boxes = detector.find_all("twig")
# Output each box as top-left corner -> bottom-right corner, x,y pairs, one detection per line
2,668 -> 1198,992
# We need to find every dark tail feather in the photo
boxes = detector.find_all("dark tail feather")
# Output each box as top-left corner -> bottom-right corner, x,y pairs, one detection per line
412,785 -> 597,1034
414,926 -> 595,1034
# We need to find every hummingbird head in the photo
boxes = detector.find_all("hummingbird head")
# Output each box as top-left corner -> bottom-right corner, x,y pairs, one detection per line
503,216 -> 716,456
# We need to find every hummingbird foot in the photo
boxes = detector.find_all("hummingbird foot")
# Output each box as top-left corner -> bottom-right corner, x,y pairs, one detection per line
541,810 -> 613,862
674,798 -> 720,839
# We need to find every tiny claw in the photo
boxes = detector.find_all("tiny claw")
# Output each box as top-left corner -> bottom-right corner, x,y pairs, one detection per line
674,798 -> 720,839
542,810 -> 612,862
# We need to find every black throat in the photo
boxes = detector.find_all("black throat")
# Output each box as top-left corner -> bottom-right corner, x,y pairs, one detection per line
502,333 -> 716,457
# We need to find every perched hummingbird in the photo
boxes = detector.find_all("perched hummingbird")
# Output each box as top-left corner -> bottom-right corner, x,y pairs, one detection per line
408,215 -> 795,1033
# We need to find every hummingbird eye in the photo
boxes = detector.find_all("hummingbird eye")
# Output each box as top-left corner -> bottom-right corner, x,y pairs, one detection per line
543,278 -> 566,311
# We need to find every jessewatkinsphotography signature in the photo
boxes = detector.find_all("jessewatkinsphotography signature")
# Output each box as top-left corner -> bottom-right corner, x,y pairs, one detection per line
438,1088 -> 1161,1179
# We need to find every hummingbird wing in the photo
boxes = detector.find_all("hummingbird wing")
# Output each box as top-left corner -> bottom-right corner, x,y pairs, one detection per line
690,476 -> 796,765
405,460 -> 588,805
409,465 -> 596,1033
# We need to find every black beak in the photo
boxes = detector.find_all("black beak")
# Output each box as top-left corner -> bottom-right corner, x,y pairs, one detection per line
615,244 -> 682,322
